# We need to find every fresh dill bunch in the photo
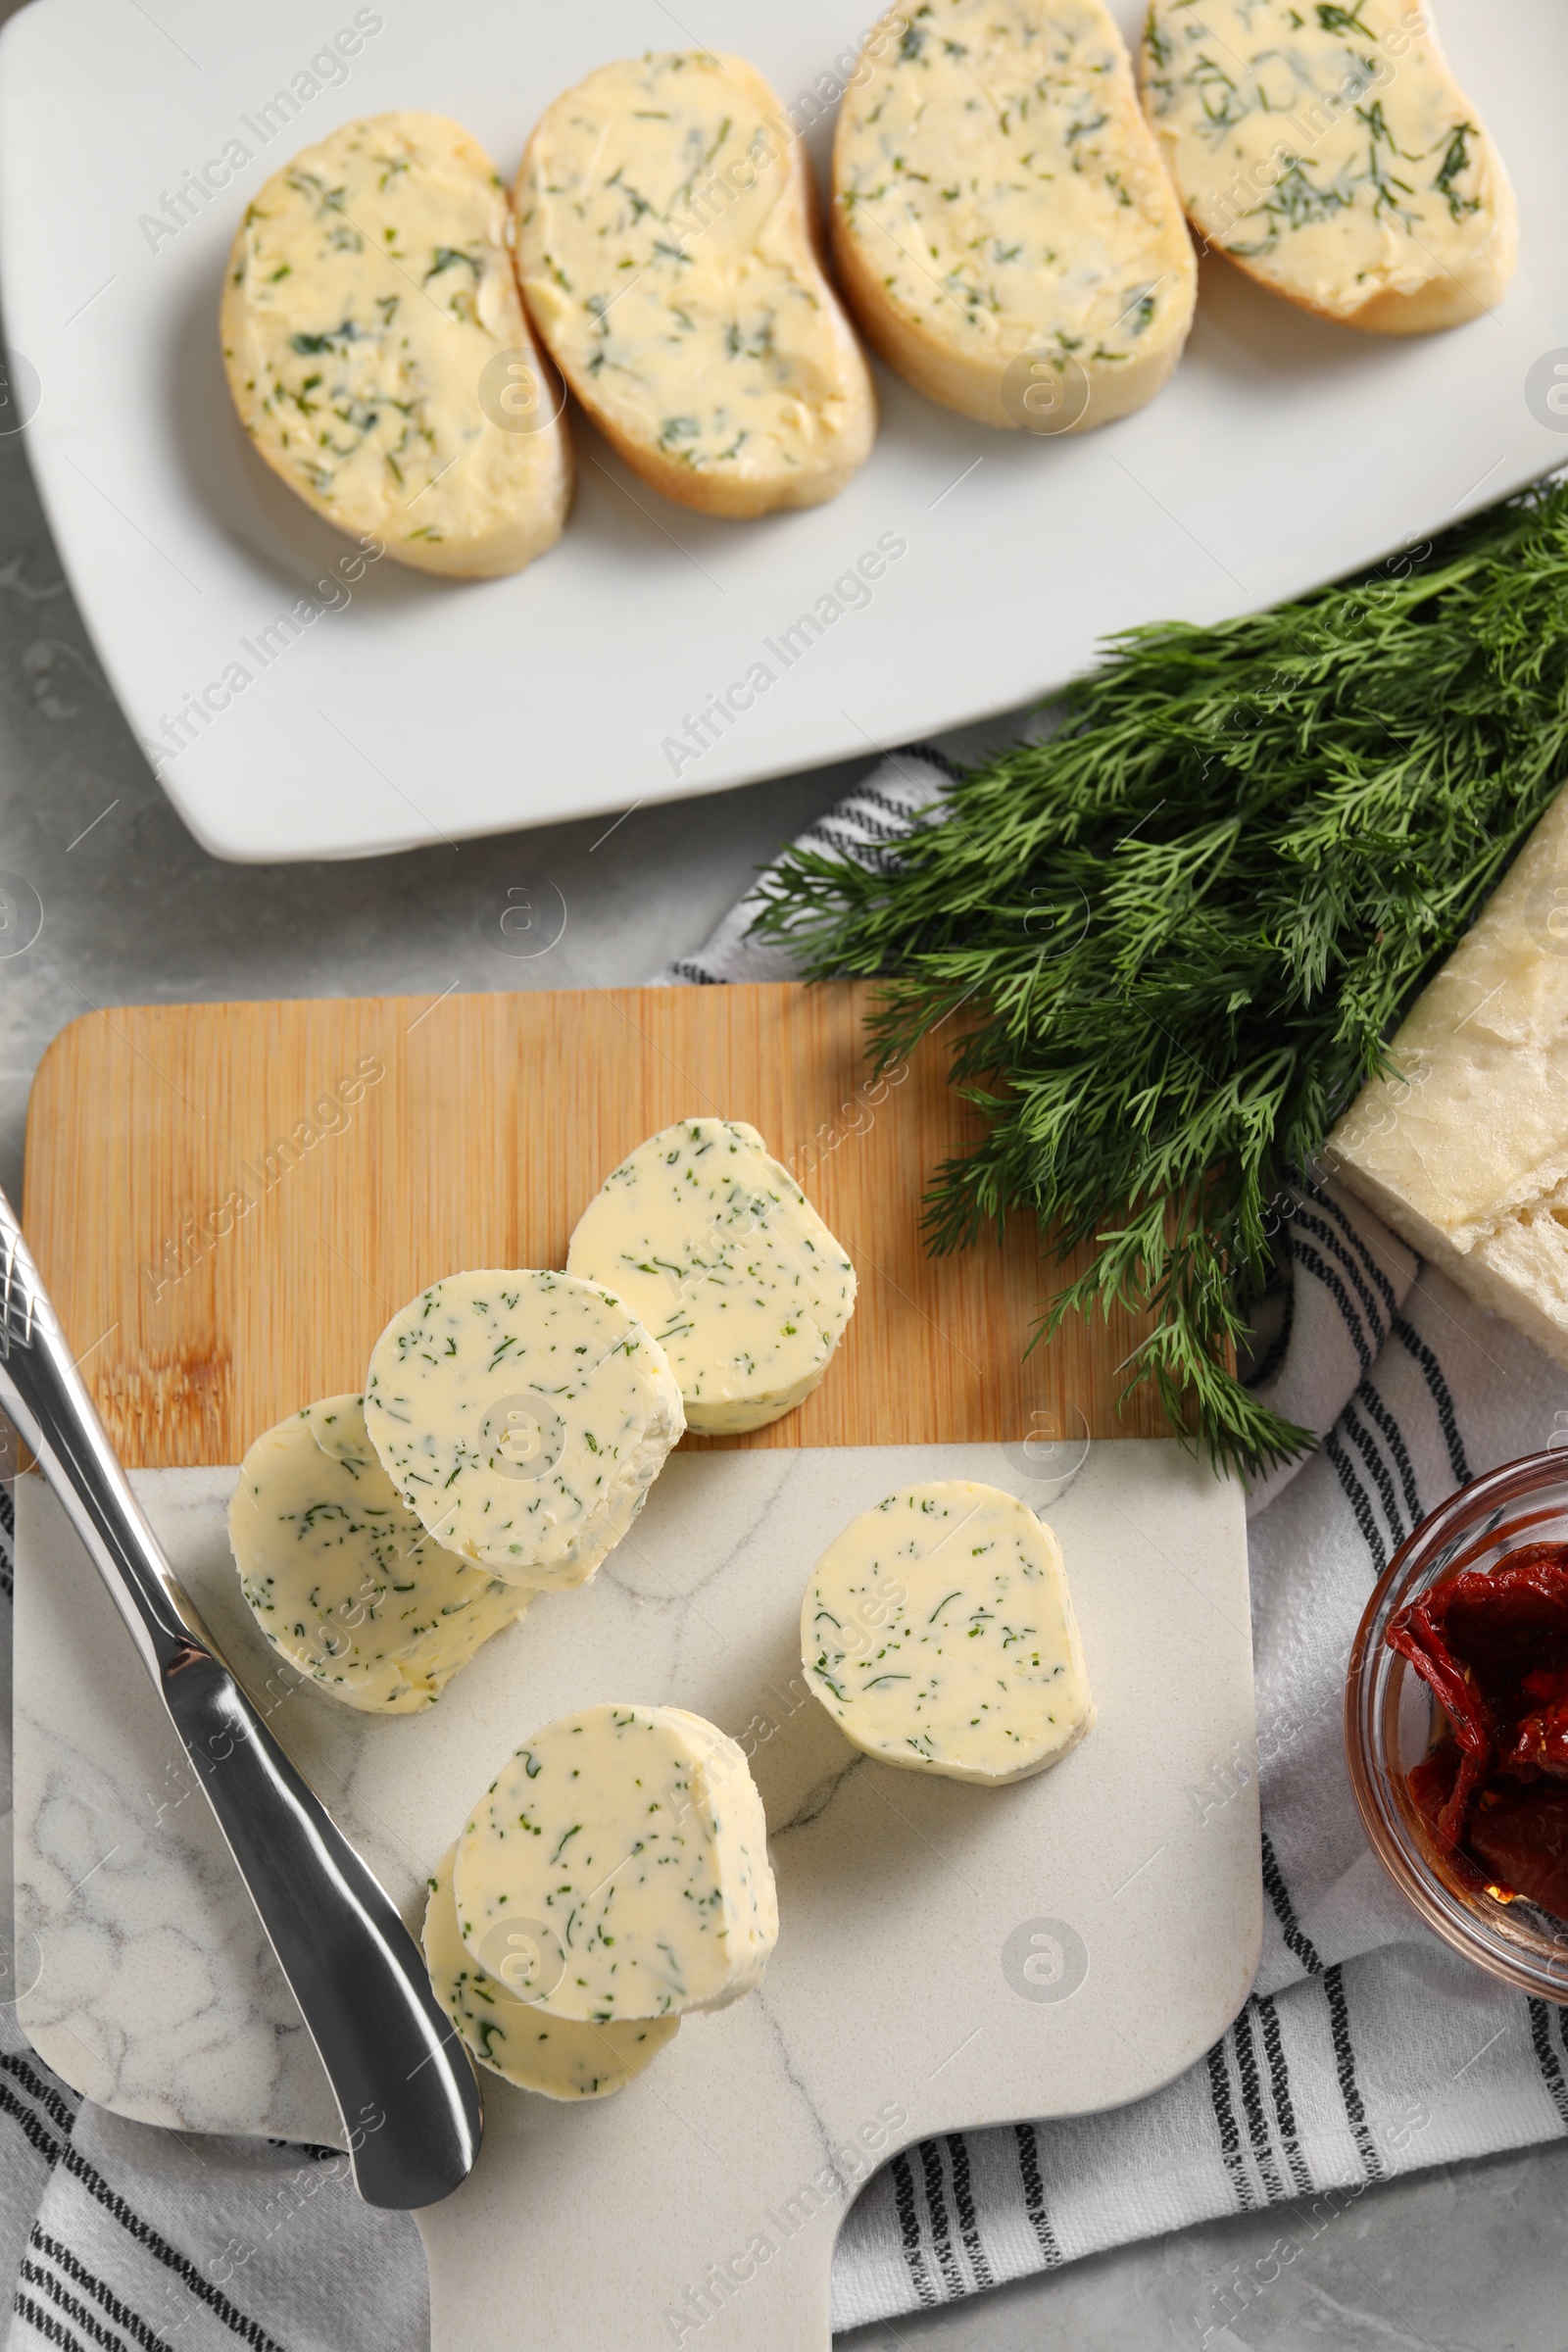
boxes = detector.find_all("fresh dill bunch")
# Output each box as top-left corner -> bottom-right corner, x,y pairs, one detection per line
752,474 -> 1568,1478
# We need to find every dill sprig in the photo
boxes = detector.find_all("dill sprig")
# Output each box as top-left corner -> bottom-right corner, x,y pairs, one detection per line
752,474 -> 1568,1478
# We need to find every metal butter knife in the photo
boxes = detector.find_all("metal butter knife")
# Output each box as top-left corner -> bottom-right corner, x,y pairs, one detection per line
0,1188 -> 482,2208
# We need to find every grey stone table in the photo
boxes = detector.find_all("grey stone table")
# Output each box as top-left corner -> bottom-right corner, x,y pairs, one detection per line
3,314 -> 1567,2352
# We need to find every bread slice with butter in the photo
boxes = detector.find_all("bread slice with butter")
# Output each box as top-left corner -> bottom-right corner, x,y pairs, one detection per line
1327,788 -> 1568,1367
1140,1 -> 1517,334
514,52 -> 876,517
221,112 -> 572,576
831,0 -> 1198,433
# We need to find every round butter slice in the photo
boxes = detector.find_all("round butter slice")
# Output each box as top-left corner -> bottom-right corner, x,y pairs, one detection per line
364,1271 -> 684,1590
833,0 -> 1197,431
802,1481 -> 1095,1784
221,111 -> 572,575
1140,0 -> 1517,333
454,1703 -> 778,2022
566,1118 -> 857,1435
421,1845 -> 678,2098
514,52 -> 876,517
228,1396 -> 528,1713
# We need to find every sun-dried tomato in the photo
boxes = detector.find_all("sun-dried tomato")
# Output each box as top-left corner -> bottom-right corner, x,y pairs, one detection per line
1390,1543 -> 1568,1918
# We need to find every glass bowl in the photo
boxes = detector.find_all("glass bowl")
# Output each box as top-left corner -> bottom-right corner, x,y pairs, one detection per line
1347,1448 -> 1568,2000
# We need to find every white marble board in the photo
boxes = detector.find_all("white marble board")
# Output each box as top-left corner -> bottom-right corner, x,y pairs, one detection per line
14,1439 -> 1256,2349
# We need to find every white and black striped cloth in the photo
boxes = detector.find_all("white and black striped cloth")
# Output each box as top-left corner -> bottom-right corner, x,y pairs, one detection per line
7,747 -> 1568,2350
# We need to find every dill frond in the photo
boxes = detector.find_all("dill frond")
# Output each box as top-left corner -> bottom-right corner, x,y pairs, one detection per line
753,474 -> 1568,1478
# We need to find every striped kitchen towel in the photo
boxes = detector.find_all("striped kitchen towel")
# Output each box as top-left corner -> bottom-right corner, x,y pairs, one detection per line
7,746 -> 1568,2351
661,746 -> 1568,2334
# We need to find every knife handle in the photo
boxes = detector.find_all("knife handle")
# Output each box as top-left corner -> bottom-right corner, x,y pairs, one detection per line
0,1189 -> 482,2208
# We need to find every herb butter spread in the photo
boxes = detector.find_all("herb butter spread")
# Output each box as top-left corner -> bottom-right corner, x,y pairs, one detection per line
1141,1 -> 1517,332
221,111 -> 572,575
802,1480 -> 1094,1784
228,1395 -> 528,1713
454,1704 -> 778,2022
421,1844 -> 678,2097
832,0 -> 1197,429
565,1117 -> 857,1435
514,52 -> 876,516
363,1271 -> 684,1590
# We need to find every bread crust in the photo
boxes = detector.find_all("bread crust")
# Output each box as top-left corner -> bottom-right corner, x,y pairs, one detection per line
830,192 -> 1192,431
1205,214 -> 1518,336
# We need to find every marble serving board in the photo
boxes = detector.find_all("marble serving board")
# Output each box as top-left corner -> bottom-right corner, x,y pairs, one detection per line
15,1437 -> 1256,2350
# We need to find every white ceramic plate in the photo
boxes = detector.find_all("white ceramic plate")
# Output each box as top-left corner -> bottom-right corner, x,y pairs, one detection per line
1,0 -> 1564,863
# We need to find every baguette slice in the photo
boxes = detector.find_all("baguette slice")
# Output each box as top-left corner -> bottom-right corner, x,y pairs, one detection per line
1140,1 -> 1517,334
514,53 -> 876,517
831,0 -> 1198,433
1327,785 -> 1568,1368
221,112 -> 572,576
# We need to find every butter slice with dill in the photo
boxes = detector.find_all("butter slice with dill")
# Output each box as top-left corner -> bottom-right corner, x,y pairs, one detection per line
1140,0 -> 1516,333
363,1271 -> 684,1590
565,1117 -> 857,1435
228,1394 -> 528,1713
514,52 -> 876,516
221,111 -> 572,574
454,1703 -> 778,2023
421,1845 -> 677,2098
802,1481 -> 1094,1784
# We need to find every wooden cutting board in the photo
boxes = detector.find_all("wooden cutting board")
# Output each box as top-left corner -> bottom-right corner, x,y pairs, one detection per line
22,981 -> 1166,1465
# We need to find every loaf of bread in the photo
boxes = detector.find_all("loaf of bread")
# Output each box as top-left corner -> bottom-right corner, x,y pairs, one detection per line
1327,787 -> 1568,1366
1140,1 -> 1517,333
221,113 -> 572,576
514,53 -> 876,516
831,0 -> 1198,433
